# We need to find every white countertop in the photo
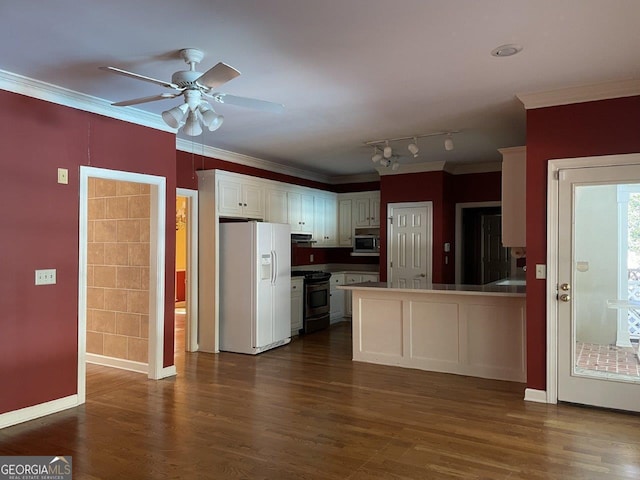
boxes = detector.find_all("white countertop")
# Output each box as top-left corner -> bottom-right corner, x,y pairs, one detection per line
338,281 -> 526,297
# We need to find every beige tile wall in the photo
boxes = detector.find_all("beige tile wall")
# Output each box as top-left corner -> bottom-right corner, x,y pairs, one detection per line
86,178 -> 150,363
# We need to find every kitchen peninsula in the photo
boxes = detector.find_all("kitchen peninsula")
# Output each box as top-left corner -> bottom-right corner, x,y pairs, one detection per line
339,282 -> 526,382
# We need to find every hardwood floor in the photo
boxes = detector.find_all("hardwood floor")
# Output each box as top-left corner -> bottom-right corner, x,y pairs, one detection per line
1,322 -> 639,479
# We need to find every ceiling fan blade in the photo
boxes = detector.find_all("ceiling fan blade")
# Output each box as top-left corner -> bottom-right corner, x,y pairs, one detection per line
99,66 -> 181,90
212,93 -> 285,113
112,93 -> 180,107
196,62 -> 241,89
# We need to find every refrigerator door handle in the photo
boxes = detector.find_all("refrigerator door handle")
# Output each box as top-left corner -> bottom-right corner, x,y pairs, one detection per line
272,250 -> 277,284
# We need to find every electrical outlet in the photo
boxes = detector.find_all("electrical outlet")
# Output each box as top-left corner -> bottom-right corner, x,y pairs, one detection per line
35,269 -> 57,285
57,168 -> 68,184
310,254 -> 314,263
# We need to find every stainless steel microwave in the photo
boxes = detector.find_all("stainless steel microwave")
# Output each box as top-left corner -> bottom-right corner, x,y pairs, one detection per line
353,234 -> 380,253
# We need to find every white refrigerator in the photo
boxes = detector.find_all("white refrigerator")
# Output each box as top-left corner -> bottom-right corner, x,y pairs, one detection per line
219,222 -> 291,354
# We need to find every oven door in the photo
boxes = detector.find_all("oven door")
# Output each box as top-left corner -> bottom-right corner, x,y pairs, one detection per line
305,282 -> 330,317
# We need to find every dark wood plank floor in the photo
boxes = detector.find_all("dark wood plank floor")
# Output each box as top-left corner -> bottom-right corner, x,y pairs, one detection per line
1,322 -> 639,479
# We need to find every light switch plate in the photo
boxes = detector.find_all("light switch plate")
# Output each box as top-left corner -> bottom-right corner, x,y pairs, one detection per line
57,168 -> 68,184
35,269 -> 57,285
535,264 -> 546,279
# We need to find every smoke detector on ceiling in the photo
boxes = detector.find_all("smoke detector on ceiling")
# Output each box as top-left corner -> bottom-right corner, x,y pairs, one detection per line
491,44 -> 523,57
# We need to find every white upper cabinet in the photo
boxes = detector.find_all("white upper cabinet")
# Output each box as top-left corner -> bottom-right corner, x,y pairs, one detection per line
338,199 -> 354,246
265,188 -> 289,224
499,146 -> 526,247
314,194 -> 338,246
352,192 -> 380,227
288,190 -> 314,234
204,170 -> 377,247
217,174 -> 264,219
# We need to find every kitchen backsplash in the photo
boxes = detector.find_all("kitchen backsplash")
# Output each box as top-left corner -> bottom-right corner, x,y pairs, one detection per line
292,245 -> 379,267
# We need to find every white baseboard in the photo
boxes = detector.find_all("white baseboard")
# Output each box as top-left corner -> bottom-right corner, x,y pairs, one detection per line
160,365 -> 177,379
86,353 -> 147,374
0,395 -> 78,429
524,388 -> 548,403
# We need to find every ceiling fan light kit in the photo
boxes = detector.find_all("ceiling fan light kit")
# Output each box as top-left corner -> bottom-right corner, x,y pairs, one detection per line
161,103 -> 188,129
367,131 -> 458,171
100,48 -> 284,136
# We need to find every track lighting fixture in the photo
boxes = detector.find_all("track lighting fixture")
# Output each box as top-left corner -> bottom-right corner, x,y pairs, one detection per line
365,131 -> 459,172
383,140 -> 393,159
407,137 -> 419,157
371,147 -> 383,163
444,134 -> 454,151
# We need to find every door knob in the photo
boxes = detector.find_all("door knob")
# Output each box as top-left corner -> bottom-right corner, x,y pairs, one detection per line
560,283 -> 571,291
419,274 -> 426,278
559,293 -> 571,302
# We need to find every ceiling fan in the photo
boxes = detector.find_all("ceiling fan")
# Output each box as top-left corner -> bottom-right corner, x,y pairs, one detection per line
100,48 -> 284,136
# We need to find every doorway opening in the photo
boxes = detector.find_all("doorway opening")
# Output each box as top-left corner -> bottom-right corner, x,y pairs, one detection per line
78,166 -> 168,405
455,202 -> 512,285
175,188 -> 199,357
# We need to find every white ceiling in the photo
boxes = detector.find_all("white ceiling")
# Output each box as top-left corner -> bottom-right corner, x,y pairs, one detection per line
1,1 -> 639,180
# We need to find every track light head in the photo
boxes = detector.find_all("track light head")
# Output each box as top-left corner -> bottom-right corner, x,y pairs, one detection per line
444,135 -> 454,151
383,141 -> 392,159
408,137 -> 419,157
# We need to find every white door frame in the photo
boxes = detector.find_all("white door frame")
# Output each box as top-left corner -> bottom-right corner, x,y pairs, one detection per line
387,201 -> 433,285
176,188 -> 199,352
546,152 -> 640,404
454,201 -> 501,284
78,166 -> 168,406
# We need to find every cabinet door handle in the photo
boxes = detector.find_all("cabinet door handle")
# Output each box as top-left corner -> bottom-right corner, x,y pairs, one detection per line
244,203 -> 248,207
238,202 -> 243,206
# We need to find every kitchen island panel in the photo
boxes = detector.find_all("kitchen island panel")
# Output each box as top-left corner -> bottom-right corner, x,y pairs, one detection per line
358,297 -> 403,363
408,301 -> 460,364
351,288 -> 526,382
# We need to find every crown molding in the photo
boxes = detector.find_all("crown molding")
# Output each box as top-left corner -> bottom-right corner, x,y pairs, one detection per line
0,69 -> 172,132
444,161 -> 502,175
376,161 -> 446,176
517,78 -> 640,110
328,172 -> 380,184
176,138 -> 332,184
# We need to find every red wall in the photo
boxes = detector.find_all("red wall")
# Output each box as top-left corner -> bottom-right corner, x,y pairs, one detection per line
380,171 -> 449,282
525,95 -> 640,390
453,171 -> 501,203
0,90 -> 176,415
379,170 -> 501,283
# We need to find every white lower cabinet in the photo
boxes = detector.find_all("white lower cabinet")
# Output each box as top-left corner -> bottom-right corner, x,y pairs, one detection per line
291,278 -> 304,336
329,273 -> 345,323
345,273 -> 379,317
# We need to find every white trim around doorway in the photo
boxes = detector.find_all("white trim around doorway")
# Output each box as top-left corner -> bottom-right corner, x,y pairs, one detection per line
78,166 -> 168,406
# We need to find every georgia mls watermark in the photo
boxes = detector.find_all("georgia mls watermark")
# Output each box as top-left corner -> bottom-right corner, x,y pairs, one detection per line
0,456 -> 72,480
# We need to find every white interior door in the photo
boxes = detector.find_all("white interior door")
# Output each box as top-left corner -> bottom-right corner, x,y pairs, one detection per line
388,202 -> 433,288
557,164 -> 640,412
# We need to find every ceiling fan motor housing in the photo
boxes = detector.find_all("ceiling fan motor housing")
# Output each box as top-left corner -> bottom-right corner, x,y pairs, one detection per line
171,70 -> 204,89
